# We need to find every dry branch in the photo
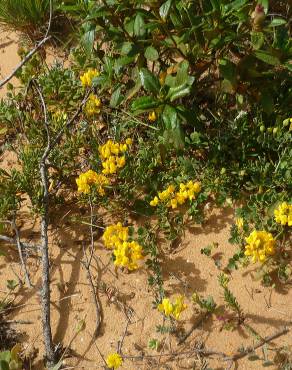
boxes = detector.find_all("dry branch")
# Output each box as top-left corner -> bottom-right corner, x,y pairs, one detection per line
11,218 -> 33,288
228,326 -> 289,361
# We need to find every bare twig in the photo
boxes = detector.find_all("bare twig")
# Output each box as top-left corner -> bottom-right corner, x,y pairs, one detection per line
33,81 -> 56,366
5,320 -> 33,324
227,327 -> 289,361
118,318 -> 131,354
123,346 -> 228,360
0,36 -> 51,89
0,0 -> 53,89
11,218 -> 33,288
0,234 -> 40,251
82,242 -> 102,338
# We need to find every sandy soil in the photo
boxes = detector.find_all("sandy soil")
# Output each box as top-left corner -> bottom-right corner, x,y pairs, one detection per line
0,31 -> 20,98
0,34 -> 291,370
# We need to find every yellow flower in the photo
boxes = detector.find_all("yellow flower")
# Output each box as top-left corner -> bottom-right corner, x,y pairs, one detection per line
150,196 -> 159,207
125,138 -> 133,145
235,217 -> 244,230
152,181 -> 201,209
106,353 -> 123,369
172,295 -> 187,319
169,198 -> 178,209
116,156 -> 126,168
113,240 -> 144,270
157,296 -> 187,320
84,94 -> 102,116
274,202 -> 292,226
76,170 -> 108,195
102,223 -> 129,249
148,111 -> 157,122
244,230 -> 276,263
158,298 -> 173,317
80,68 -> 100,87
99,140 -> 130,175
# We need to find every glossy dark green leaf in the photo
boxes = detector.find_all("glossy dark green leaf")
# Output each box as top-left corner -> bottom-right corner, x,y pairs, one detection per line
162,105 -> 177,129
131,96 -> 160,111
159,0 -> 173,20
166,84 -> 191,102
268,18 -> 287,27
139,68 -> 160,95
134,13 -> 145,37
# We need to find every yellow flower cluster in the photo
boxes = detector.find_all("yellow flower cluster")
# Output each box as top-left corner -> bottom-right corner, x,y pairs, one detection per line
150,181 -> 201,209
76,170 -> 109,195
80,68 -> 100,87
102,223 -> 144,270
84,93 -> 102,116
157,295 -> 187,320
106,353 -> 123,369
102,222 -> 129,249
274,202 -> 292,226
113,240 -> 143,271
98,139 -> 132,175
244,230 -> 275,263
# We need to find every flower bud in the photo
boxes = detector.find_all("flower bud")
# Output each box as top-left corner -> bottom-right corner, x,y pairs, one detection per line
251,4 -> 266,31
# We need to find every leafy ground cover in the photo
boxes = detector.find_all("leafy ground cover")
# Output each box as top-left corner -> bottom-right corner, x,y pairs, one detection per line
0,0 -> 291,369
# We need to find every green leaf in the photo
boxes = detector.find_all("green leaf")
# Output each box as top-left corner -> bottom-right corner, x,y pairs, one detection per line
148,338 -> 159,350
134,13 -> 145,37
81,29 -> 95,55
0,361 -> 9,370
139,68 -> 160,95
268,18 -> 287,27
110,87 -> 123,108
162,105 -> 177,130
121,42 -> 134,55
131,96 -> 160,112
159,0 -> 173,20
251,32 -> 265,50
254,50 -> 280,65
284,62 -> 292,71
0,352 -> 10,363
144,46 -> 159,61
257,0 -> 269,12
6,280 -> 18,290
166,83 -> 191,102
